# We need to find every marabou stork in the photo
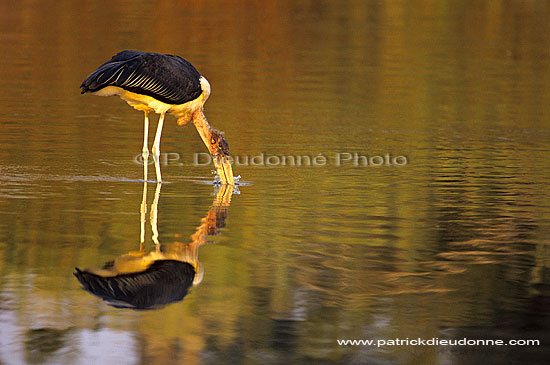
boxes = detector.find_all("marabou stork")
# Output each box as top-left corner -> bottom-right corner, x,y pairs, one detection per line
80,50 -> 235,185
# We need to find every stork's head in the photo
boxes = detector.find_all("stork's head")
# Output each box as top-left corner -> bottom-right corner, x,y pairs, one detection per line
209,129 -> 229,157
209,129 -> 234,185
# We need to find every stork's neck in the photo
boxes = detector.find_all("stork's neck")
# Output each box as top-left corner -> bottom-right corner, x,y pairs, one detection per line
192,110 -> 214,149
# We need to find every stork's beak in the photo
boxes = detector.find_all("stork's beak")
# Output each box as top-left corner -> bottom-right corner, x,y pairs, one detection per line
213,156 -> 234,186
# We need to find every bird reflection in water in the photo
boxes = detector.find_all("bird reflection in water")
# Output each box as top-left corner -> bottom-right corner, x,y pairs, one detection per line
74,181 -> 233,310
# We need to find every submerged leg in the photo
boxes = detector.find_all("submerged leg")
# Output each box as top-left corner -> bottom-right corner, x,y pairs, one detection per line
152,112 -> 165,183
142,112 -> 150,182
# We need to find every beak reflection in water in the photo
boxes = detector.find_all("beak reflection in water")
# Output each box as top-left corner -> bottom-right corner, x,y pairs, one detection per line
74,183 -> 233,310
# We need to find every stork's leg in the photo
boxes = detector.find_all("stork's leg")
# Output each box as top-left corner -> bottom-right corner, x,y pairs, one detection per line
139,112 -> 150,250
142,111 -> 150,182
152,112 -> 165,183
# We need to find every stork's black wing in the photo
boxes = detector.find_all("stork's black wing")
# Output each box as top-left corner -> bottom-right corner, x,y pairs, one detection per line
80,50 -> 203,105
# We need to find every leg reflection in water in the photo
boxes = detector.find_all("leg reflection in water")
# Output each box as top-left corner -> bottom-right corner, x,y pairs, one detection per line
74,183 -> 233,310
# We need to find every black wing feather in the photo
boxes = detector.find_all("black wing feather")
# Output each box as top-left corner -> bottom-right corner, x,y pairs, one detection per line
80,50 -> 203,105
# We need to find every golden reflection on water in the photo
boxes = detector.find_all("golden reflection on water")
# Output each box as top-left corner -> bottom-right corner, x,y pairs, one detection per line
0,0 -> 549,364
74,183 -> 233,310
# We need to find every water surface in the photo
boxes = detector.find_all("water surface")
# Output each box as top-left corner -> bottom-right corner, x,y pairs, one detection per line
0,1 -> 549,364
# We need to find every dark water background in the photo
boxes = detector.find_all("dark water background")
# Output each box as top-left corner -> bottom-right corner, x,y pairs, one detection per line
0,1 -> 549,364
